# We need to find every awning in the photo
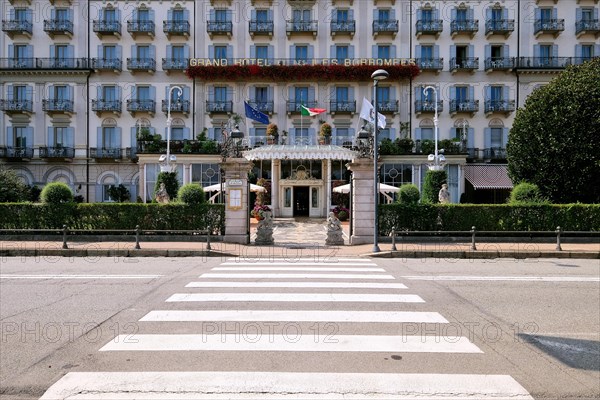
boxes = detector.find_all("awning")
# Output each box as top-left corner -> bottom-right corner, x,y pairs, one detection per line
202,183 -> 266,193
333,183 -> 400,194
464,164 -> 514,190
244,145 -> 358,161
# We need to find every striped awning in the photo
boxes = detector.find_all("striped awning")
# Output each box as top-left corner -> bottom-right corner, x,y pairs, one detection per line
464,164 -> 514,190
244,145 -> 358,161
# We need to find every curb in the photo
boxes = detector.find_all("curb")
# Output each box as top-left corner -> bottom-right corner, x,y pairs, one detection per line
368,251 -> 600,260
0,249 -> 238,258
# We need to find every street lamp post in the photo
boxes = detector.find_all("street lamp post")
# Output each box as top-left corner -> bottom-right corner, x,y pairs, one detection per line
371,69 -> 389,253
423,86 -> 445,170
161,85 -> 183,172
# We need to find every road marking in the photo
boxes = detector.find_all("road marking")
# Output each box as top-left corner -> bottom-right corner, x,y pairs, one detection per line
200,273 -> 395,280
212,267 -> 386,272
100,334 -> 480,353
186,281 -> 408,289
41,372 -> 533,399
402,275 -> 600,282
220,262 -> 378,266
227,258 -> 373,262
0,274 -> 163,280
140,310 -> 448,323
166,293 -> 425,303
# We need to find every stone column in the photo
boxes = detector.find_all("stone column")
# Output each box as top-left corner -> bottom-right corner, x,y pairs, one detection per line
346,158 -> 376,245
271,159 -> 279,217
221,158 -> 253,244
326,159 -> 332,216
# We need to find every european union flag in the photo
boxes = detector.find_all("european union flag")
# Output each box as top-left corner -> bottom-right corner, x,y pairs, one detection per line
244,101 -> 270,124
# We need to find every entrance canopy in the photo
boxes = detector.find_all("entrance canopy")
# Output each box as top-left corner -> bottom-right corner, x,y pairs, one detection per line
464,164 -> 513,190
333,183 -> 400,194
244,145 -> 358,161
203,182 -> 266,192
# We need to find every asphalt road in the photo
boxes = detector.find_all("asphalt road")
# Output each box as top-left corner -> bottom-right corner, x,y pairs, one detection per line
0,255 -> 598,399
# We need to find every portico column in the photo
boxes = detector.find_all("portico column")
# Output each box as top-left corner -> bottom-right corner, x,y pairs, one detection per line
326,159 -> 332,216
221,158 -> 253,244
346,158 -> 376,245
271,159 -> 280,217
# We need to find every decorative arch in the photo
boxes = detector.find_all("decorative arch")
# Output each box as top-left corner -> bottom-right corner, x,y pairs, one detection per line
172,117 -> 185,127
102,117 -> 117,127
10,167 -> 34,186
454,118 -> 470,128
42,167 -> 76,186
489,118 -> 505,128
96,171 -> 121,185
419,118 -> 434,127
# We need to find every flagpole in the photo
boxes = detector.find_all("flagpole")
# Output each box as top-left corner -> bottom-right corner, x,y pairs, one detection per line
300,93 -> 303,146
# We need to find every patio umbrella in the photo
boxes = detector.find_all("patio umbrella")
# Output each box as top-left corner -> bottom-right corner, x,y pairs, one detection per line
333,183 -> 400,194
202,182 -> 266,193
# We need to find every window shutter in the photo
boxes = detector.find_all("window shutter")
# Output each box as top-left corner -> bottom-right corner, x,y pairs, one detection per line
535,8 -> 541,21
130,127 -> 137,146
149,9 -> 155,23
371,45 -> 377,58
349,87 -> 355,102
391,45 -> 397,58
533,44 -> 540,58
469,86 -> 474,101
349,10 -> 354,20
390,9 -> 396,20
504,45 -> 510,58
434,8 -> 439,20
414,86 -> 422,101
417,9 -> 422,21
415,45 -> 421,58
50,45 -> 56,57
451,8 -> 457,21
503,8 -> 509,20
308,45 -> 314,59
552,44 -> 558,59
183,127 -> 190,140
209,9 -> 215,21
68,85 -> 74,101
468,128 -> 475,148
308,128 -> 316,143
183,86 -> 190,101
47,127 -> 54,146
595,8 -> 599,20
25,86 -> 33,102
166,44 -> 173,59
468,8 -> 474,20
115,127 -> 122,147
414,128 -> 422,141
95,185 -> 103,202
250,45 -> 256,59
183,9 -> 190,21
450,45 -> 456,59
208,45 -> 214,58
249,86 -> 256,102
131,8 -> 138,21
226,45 -> 233,62
485,85 -> 491,101
502,128 -> 509,147
372,9 -> 377,21
48,85 -> 56,100
308,86 -> 316,102
330,45 -> 335,59
390,87 -> 396,101
149,45 -> 155,60
503,86 -> 510,101
485,45 -> 490,60
51,8 -> 57,20
6,127 -> 14,147
267,45 -> 274,61
96,127 -> 103,148
8,45 -> 14,59
468,44 -> 474,58
167,9 -> 173,20
595,45 -> 600,57
116,85 -> 122,100
348,45 -> 355,59
484,128 -> 492,149
576,8 -> 582,21
289,128 -> 296,142
207,86 -> 215,102
66,127 -> 74,147
449,86 -> 456,101
116,8 -> 121,22
288,86 -> 294,103
131,85 -> 136,99
486,8 -> 492,20
25,45 -> 33,60
552,8 -> 558,19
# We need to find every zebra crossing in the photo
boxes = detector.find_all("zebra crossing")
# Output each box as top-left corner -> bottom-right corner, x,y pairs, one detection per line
40,258 -> 534,399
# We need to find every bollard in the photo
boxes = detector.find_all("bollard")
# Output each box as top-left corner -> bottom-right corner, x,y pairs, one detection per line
555,226 -> 562,251
391,227 -> 397,251
62,225 -> 68,249
135,225 -> 141,250
206,229 -> 211,251
470,226 -> 477,251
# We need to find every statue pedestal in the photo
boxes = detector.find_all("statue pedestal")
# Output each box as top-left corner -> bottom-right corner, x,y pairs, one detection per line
347,159 -> 376,245
255,212 -> 274,245
222,158 -> 252,244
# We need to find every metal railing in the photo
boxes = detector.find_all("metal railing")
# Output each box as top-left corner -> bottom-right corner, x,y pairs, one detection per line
534,19 -> 565,34
450,57 -> 479,70
0,147 -> 34,159
206,101 -> 233,113
330,101 -> 356,113
127,58 -> 156,71
42,99 -> 74,113
373,19 -> 398,33
450,100 -> 479,113
2,19 -> 33,34
416,20 -> 443,34
127,20 -> 155,34
161,99 -> 190,113
415,58 -> 444,71
92,100 -> 122,113
286,21 -> 318,33
485,100 -> 515,114
286,101 -> 317,113
451,20 -> 479,33
249,21 -> 274,34
91,58 -> 122,71
93,20 -> 121,35
0,58 -> 90,70
485,19 -> 515,34
163,20 -> 190,35
485,57 -> 513,70
0,99 -> 33,112
330,20 -> 355,34
247,101 -> 274,113
207,21 -> 233,34
162,58 -> 189,70
415,100 -> 443,113
43,19 -> 74,34
39,146 -> 75,158
576,19 -> 600,34
126,99 -> 156,113
89,147 -> 122,159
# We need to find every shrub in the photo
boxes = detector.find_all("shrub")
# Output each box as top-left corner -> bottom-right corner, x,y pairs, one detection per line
107,184 -> 131,203
509,182 -> 545,204
178,183 -> 206,205
0,168 -> 31,203
40,182 -> 73,204
398,184 -> 420,205
421,170 -> 447,203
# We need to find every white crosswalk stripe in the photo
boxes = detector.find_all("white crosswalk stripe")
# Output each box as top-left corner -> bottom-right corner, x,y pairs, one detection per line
166,292 -> 425,303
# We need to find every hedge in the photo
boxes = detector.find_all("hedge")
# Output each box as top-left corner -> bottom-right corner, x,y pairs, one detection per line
0,203 -> 225,233
379,204 -> 600,234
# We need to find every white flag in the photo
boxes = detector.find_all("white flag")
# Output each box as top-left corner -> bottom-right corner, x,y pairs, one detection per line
359,97 -> 386,130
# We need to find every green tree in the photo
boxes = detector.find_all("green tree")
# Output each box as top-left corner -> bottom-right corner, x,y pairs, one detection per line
509,182 -> 546,204
154,171 -> 179,201
107,184 -> 131,202
177,183 -> 206,205
507,58 -> 600,203
0,168 -> 30,203
40,182 -> 74,204
421,170 -> 447,203
397,184 -> 420,205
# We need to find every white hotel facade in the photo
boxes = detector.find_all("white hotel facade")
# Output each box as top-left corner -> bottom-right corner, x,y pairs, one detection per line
1,0 -> 598,216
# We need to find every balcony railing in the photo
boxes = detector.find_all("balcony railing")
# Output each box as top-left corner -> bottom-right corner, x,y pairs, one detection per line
485,19 -> 515,35
376,100 -> 399,113
415,58 -> 444,71
415,20 -> 443,35
286,101 -> 317,113
331,136 -> 355,148
206,101 -> 233,113
0,99 -> 33,113
90,147 -> 122,159
330,20 -> 355,35
513,57 -> 579,69
373,19 -> 398,34
451,20 -> 479,35
127,20 -> 155,37
125,147 -> 137,160
1,20 -> 33,36
0,147 -> 33,159
450,100 -> 479,114
43,19 -> 73,36
249,20 -> 274,35
485,100 -> 515,114
163,20 -> 190,36
485,57 -> 513,71
329,101 -> 356,113
450,57 -> 479,71
127,99 -> 156,114
576,19 -> 600,35
286,21 -> 318,34
42,99 -> 74,113
0,58 -> 90,70
39,146 -> 74,158
247,101 -> 274,113
207,21 -> 233,34
93,20 -> 121,36
127,58 -> 156,72
136,140 -> 220,155
483,147 -> 507,160
91,58 -> 122,72
161,99 -> 190,114
162,58 -> 189,71
91,100 -> 122,113
415,100 -> 443,114
534,19 -> 565,35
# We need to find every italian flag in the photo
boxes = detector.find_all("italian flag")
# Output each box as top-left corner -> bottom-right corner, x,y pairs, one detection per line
300,105 -> 326,116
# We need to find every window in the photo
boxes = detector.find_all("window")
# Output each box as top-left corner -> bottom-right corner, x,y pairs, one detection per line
422,9 -> 433,22
421,45 -> 433,59
136,45 -> 150,59
456,8 -> 467,22
335,45 -> 348,62
421,128 -> 434,140
491,128 -> 503,147
137,9 -> 149,21
102,127 -> 118,148
215,9 -> 228,22
51,127 -> 70,146
255,87 -> 268,103
56,8 -> 69,21
13,85 -> 27,101
295,87 -> 308,103
171,127 -> 184,140
311,187 -> 319,208
540,45 -> 552,61
14,127 -> 29,147
382,164 -> 412,186
103,45 -> 116,59
582,45 -> 593,60
455,86 -> 468,102
378,9 -> 390,21
293,9 -> 311,22
295,128 -> 309,139
376,86 -> 390,102
102,185 -> 115,202
215,86 -> 227,102
172,9 -> 184,21
256,9 -> 268,22
104,8 -> 116,21
137,86 -> 150,100
491,45 -> 503,60
284,187 -> 292,207
336,87 -> 349,102
15,8 -> 28,21
256,45 -> 268,61
377,45 -> 390,59
214,45 -> 227,60
54,85 -> 68,101
490,86 -> 502,101
540,8 -> 552,22
14,45 -> 28,60
336,9 -> 348,22
491,8 -> 502,21
103,86 -> 116,101
53,45 -> 68,59
295,45 -> 308,61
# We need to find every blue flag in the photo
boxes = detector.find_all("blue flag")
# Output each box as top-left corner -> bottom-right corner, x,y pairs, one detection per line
244,101 -> 270,124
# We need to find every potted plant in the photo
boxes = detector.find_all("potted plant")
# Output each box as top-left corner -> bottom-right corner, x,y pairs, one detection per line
251,204 -> 271,221
319,122 -> 332,145
266,123 -> 279,145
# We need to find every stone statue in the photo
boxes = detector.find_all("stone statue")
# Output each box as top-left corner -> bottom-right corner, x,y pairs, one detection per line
438,183 -> 450,204
326,212 -> 344,245
255,211 -> 274,245
155,183 -> 170,204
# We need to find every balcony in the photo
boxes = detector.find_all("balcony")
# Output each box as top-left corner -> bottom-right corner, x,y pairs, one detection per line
207,21 -> 232,37
415,20 -> 443,37
450,57 -> 479,73
161,99 -> 190,115
450,20 -> 479,38
125,147 -> 137,161
485,57 -> 513,71
42,99 -> 74,114
286,21 -> 318,36
576,19 -> 600,38
127,20 -> 155,38
373,19 -> 398,36
329,101 -> 356,114
513,57 -> 576,70
91,100 -> 122,116
415,58 -> 444,72
376,100 -> 399,114
450,100 -> 479,115
0,147 -> 33,159
206,101 -> 233,114
43,19 -> 73,38
2,19 -> 33,38
90,147 -> 122,160
127,58 -> 156,73
483,147 -> 507,160
485,100 -> 516,115
162,58 -> 189,73
249,20 -> 274,36
0,58 -> 89,71
415,100 -> 443,115
330,20 -> 355,36
91,58 -> 122,73
485,19 -> 515,37
163,20 -> 190,38
247,101 -> 274,114
0,99 -> 33,114
127,99 -> 156,116
93,20 -> 121,38
534,19 -> 565,37
286,100 -> 317,114
39,146 -> 75,159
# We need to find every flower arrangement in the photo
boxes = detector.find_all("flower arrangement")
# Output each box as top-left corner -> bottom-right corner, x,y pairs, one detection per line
332,205 -> 349,221
251,204 -> 271,220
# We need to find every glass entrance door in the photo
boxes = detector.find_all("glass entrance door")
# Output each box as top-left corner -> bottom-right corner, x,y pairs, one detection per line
293,186 -> 310,217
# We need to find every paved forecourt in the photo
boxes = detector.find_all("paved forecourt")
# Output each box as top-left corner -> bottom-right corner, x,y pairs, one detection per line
40,257 -> 533,399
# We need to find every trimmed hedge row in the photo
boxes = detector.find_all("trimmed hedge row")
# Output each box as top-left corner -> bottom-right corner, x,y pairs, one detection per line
379,204 -> 600,234
0,203 -> 225,233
